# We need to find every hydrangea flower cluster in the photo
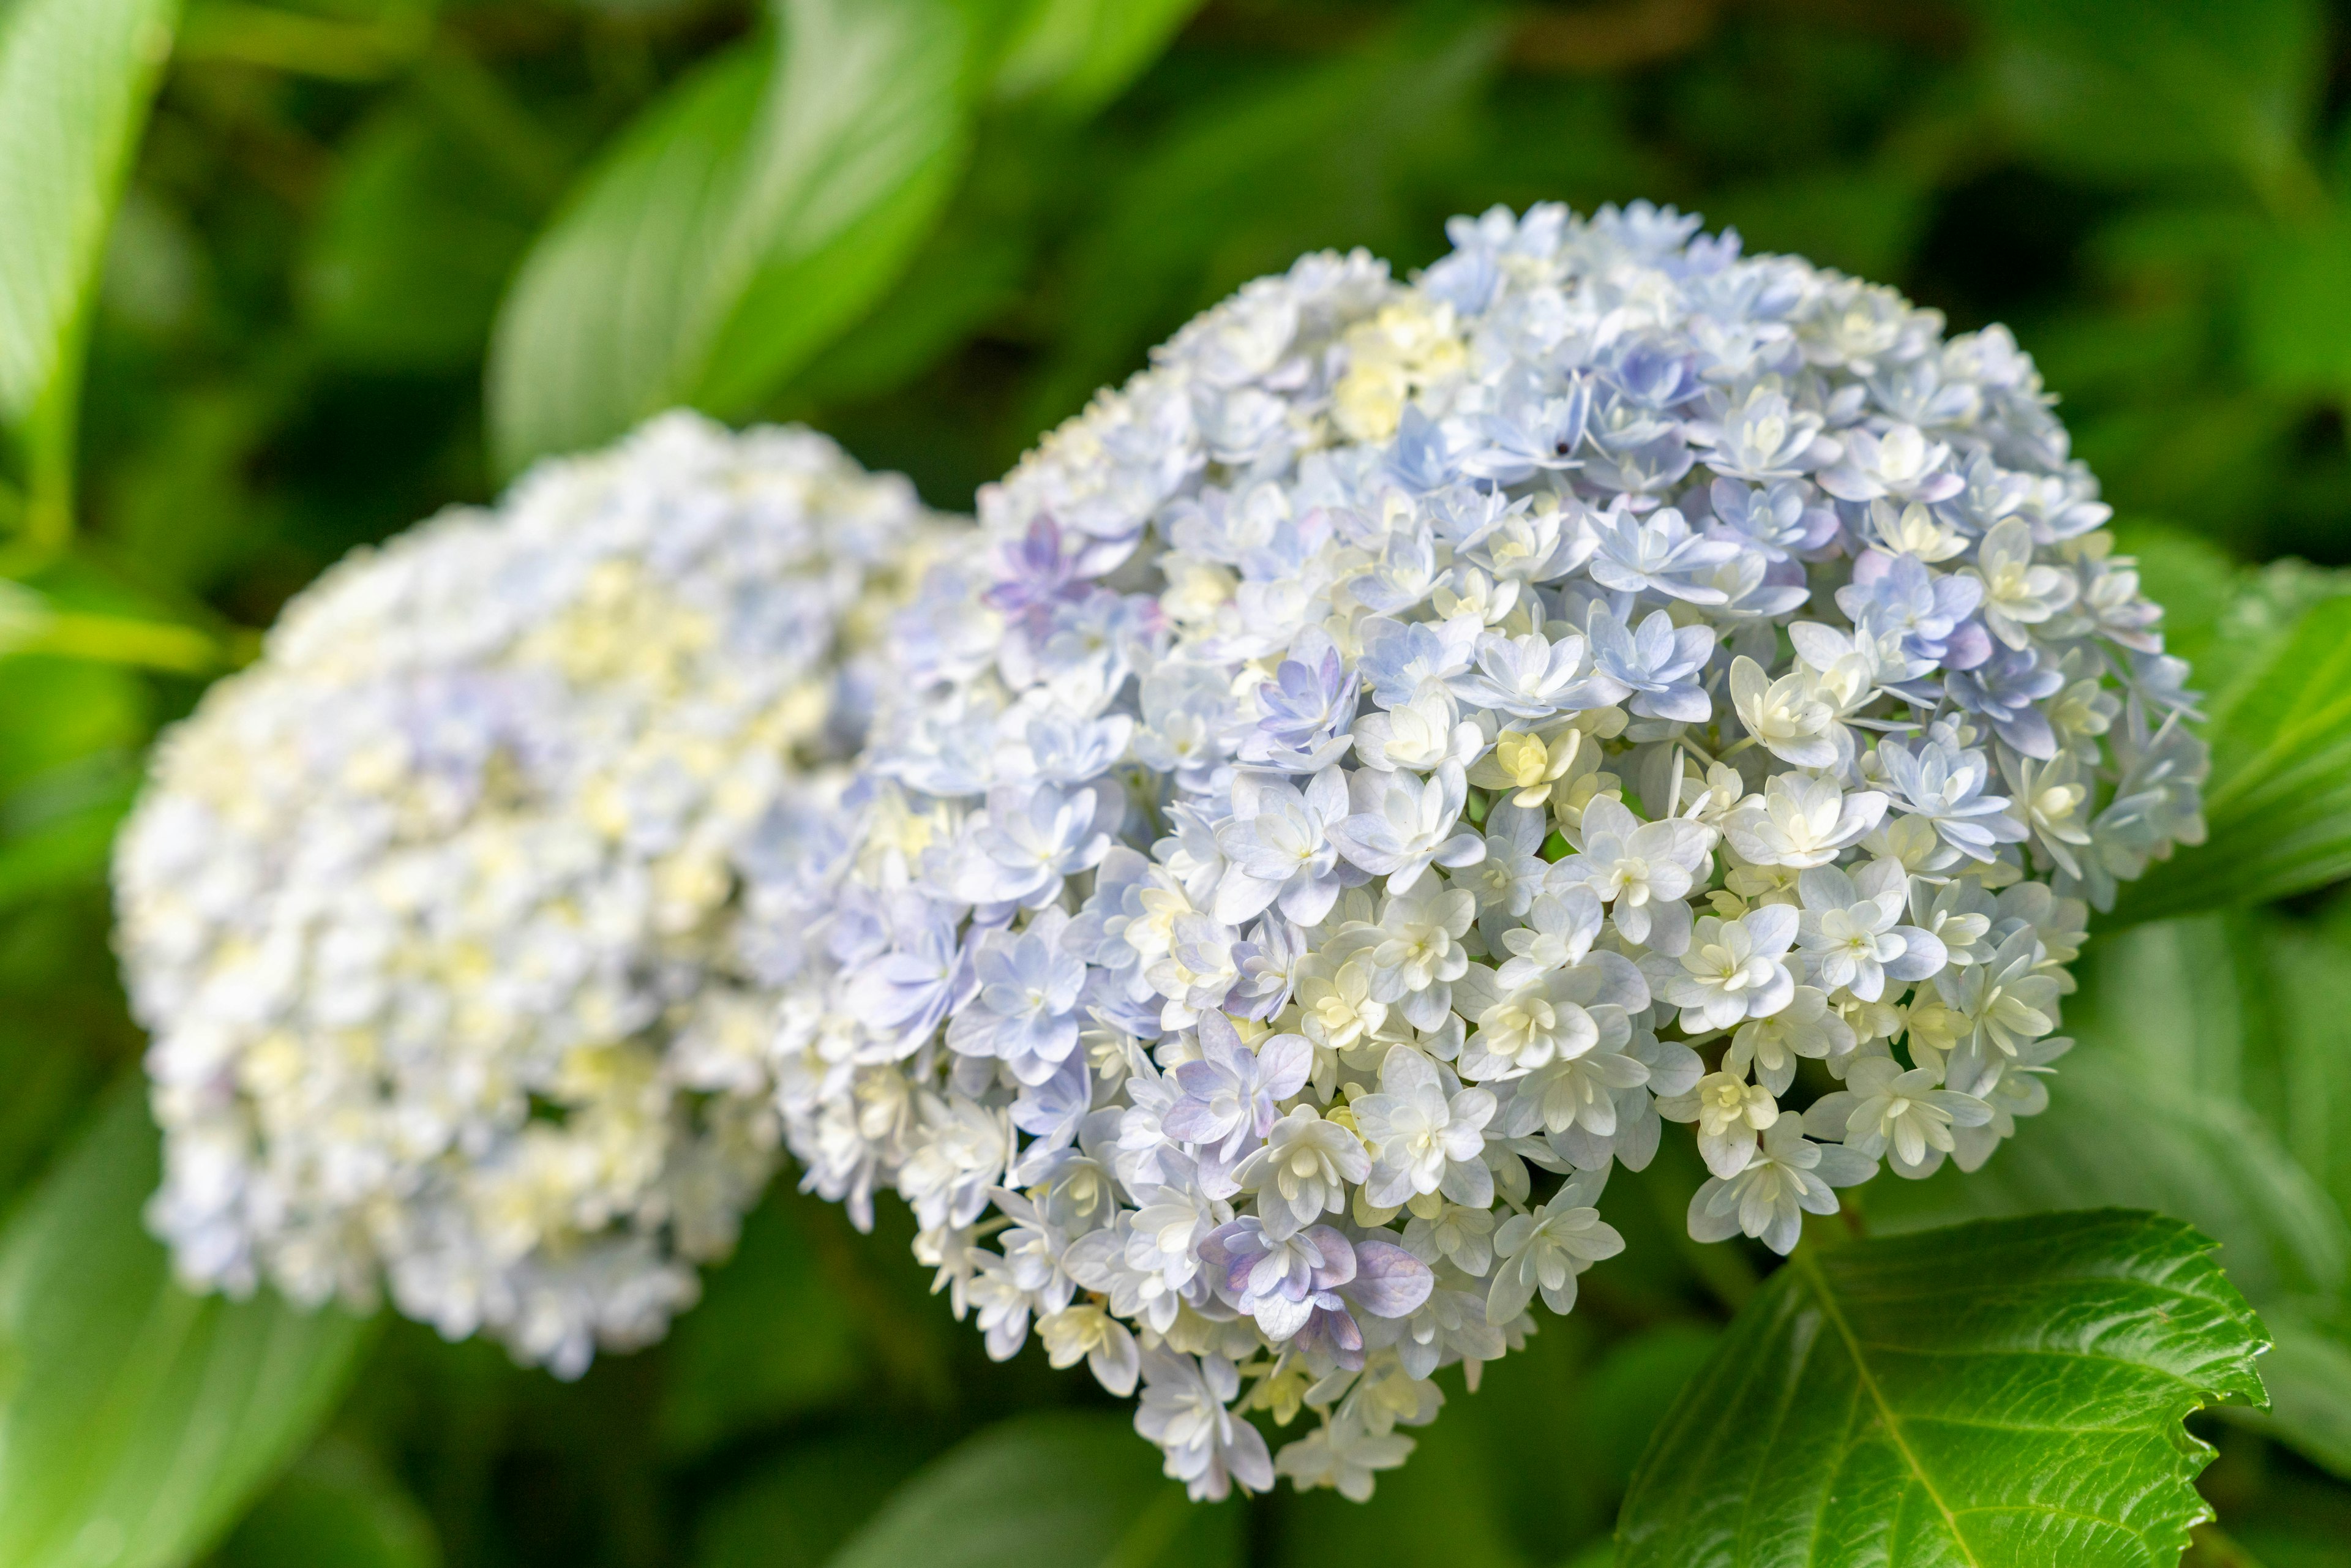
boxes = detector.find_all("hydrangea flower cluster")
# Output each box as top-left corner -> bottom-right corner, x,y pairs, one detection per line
114,412 -> 956,1376
764,203 -> 2208,1500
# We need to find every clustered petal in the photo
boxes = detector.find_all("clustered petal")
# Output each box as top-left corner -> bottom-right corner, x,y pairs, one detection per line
115,413 -> 958,1376
768,207 -> 2197,1491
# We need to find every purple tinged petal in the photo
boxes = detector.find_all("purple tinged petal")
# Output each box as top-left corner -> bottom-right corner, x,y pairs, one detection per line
1344,1239 -> 1436,1318
1256,1032 -> 1313,1100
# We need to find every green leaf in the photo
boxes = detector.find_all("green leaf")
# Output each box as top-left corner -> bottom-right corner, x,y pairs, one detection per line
0,1087 -> 373,1568
825,1411 -> 1239,1568
1616,1212 -> 2269,1568
0,0 -> 180,533
1877,913 -> 2351,1481
1979,0 -> 2324,205
1866,1051 -> 2347,1312
2240,212 -> 2351,399
2259,910 -> 2351,1223
989,0 -> 1201,118
1022,10 -> 1504,433
484,0 -> 970,475
214,1439 -> 439,1568
2115,577 -> 2351,920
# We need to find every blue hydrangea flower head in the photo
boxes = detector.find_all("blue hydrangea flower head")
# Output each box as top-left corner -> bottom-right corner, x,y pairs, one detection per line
754,206 -> 2203,1498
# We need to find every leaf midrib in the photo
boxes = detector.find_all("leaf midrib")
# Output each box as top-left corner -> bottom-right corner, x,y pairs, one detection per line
1790,1247 -> 1984,1568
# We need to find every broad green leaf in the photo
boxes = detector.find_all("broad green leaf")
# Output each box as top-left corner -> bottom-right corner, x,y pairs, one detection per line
783,136 -> 1038,405
485,0 -> 969,475
1980,0 -> 2323,202
2260,910 -> 2351,1222
2114,572 -> 2351,920
0,0 -> 180,476
2048,906 -> 2351,1220
215,1439 -> 439,1568
0,1087 -> 373,1568
989,0 -> 1202,118
826,1411 -> 1239,1568
1616,1212 -> 2268,1568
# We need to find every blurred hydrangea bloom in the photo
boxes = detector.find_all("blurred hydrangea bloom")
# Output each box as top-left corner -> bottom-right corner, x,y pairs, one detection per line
754,203 -> 2204,1497
114,411 -> 958,1376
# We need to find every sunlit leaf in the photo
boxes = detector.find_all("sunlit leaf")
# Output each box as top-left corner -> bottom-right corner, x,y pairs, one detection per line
1876,910 -> 2351,1482
0,0 -> 179,465
825,1412 -> 1239,1568
485,0 -> 970,475
1617,1212 -> 2269,1568
0,1087 -> 374,1568
989,0 -> 1202,118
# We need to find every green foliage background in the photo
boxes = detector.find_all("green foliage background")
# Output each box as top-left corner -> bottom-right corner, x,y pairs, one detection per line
6,1 -> 2351,1565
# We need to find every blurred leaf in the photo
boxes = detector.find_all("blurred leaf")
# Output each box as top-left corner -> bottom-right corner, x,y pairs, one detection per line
214,1438 -> 439,1568
2262,910 -> 2351,1223
658,1189 -> 863,1457
1981,0 -> 2323,204
2117,583 -> 2351,918
697,1432 -> 928,1568
301,104 -> 542,373
2240,212 -> 2351,398
2243,1307 -> 2351,1479
0,1087 -> 373,1568
0,654 -> 148,791
826,1411 -> 1239,1568
1617,1211 -> 2268,1568
989,0 -> 1202,118
787,119 -> 1047,408
0,0 -> 180,503
1026,10 -> 1504,432
486,0 -> 970,474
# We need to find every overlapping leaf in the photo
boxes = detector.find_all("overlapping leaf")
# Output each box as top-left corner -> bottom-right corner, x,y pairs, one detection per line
485,0 -> 969,474
1616,1212 -> 2268,1568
